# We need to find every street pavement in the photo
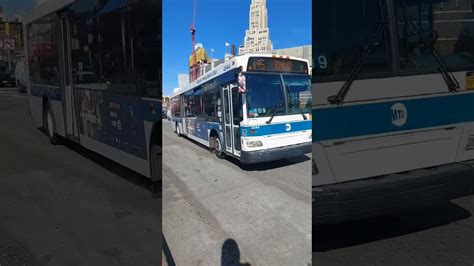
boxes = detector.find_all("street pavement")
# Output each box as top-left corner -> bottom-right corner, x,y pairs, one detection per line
0,87 -> 161,265
162,119 -> 312,265
313,187 -> 474,265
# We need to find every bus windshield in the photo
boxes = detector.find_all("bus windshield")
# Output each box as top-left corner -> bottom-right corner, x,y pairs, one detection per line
313,0 -> 390,80
246,73 -> 286,118
314,0 -> 474,81
245,73 -> 311,118
283,74 -> 312,114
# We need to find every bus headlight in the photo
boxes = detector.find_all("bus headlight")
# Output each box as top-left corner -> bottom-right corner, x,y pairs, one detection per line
246,140 -> 263,147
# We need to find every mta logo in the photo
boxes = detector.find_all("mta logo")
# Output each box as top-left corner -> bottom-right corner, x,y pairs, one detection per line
285,123 -> 292,131
391,103 -> 407,127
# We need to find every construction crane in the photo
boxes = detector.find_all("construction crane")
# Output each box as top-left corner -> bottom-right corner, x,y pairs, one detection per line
190,0 -> 198,82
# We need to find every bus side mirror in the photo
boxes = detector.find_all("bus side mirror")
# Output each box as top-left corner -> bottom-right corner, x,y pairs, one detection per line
238,73 -> 246,93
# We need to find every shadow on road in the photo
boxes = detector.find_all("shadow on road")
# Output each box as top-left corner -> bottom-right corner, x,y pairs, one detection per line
221,239 -> 251,266
162,234 -> 175,266
60,139 -> 154,193
313,201 -> 472,252
231,154 -> 310,172
179,135 -> 311,171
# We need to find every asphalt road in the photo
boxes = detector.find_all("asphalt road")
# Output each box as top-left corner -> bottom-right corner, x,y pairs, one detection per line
0,87 -> 161,265
162,119 -> 312,265
313,188 -> 474,265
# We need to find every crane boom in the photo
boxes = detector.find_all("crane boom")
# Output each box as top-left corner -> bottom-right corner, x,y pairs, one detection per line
190,0 -> 198,81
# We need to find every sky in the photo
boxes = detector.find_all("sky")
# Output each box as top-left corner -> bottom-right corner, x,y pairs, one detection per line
162,0 -> 312,96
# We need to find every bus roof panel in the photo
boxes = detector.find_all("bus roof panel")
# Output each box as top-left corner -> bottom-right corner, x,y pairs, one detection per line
173,54 -> 309,97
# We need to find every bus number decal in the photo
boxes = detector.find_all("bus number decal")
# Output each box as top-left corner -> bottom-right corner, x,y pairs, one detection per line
318,56 -> 328,70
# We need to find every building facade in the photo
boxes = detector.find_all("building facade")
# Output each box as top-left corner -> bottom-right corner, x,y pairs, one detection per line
178,74 -> 189,89
0,6 -> 24,70
239,0 -> 273,55
273,45 -> 313,68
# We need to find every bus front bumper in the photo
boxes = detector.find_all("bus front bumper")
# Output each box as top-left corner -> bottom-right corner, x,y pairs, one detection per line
313,161 -> 474,225
240,142 -> 311,164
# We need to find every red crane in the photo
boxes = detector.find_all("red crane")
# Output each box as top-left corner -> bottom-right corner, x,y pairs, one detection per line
190,0 -> 198,82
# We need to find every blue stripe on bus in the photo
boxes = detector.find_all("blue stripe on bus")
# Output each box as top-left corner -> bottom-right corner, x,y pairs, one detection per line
181,119 -> 221,141
241,120 -> 312,137
312,93 -> 474,142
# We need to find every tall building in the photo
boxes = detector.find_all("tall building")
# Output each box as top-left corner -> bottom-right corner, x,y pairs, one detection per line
189,43 -> 210,82
178,74 -> 189,89
239,0 -> 273,55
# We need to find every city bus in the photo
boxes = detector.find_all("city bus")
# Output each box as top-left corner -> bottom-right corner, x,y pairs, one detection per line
313,0 -> 474,224
24,0 -> 162,195
171,54 -> 312,163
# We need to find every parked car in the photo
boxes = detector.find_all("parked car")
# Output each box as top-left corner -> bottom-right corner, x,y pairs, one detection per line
0,71 -> 15,87
15,60 -> 27,92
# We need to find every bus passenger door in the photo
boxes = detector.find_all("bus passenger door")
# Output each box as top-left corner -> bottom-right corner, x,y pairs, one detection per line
231,86 -> 242,156
223,86 -> 234,154
223,86 -> 242,157
59,13 -> 78,139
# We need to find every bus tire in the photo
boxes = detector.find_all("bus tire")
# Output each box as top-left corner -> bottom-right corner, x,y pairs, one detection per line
150,143 -> 162,198
44,102 -> 60,145
214,135 -> 226,159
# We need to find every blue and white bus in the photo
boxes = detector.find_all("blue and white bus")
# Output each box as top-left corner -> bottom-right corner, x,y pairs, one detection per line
313,0 -> 474,224
24,0 -> 162,195
171,54 -> 312,163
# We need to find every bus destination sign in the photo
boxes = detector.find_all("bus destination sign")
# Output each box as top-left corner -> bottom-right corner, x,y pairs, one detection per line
247,57 -> 308,74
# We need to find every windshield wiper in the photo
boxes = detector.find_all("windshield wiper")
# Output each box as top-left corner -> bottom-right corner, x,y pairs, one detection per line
409,21 -> 459,92
299,109 -> 308,120
266,114 -> 276,124
328,21 -> 387,105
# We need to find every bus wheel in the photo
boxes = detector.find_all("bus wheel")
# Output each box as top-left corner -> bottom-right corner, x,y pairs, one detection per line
44,103 -> 60,145
214,136 -> 226,159
150,143 -> 162,198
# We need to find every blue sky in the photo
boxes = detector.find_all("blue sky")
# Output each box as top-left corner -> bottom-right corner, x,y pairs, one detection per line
163,0 -> 311,96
